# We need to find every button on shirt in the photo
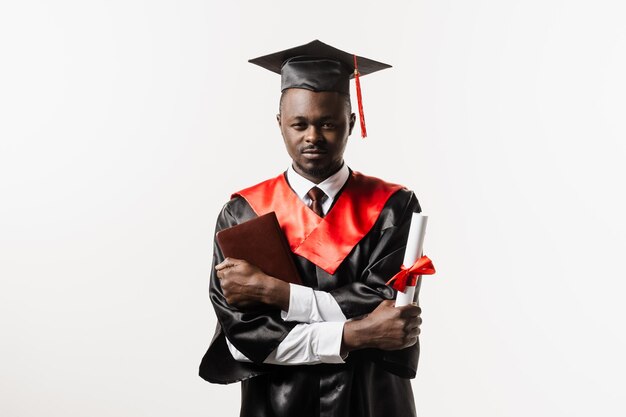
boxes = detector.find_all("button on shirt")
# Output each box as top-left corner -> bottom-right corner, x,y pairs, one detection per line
225,164 -> 350,364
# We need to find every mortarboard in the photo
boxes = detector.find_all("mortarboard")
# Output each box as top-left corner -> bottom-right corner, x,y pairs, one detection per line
248,39 -> 392,138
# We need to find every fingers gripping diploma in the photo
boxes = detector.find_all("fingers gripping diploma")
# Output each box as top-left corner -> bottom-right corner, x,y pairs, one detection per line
341,300 -> 422,354
215,257 -> 290,310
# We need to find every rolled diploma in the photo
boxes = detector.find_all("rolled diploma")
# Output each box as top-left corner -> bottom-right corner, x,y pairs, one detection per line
395,213 -> 428,307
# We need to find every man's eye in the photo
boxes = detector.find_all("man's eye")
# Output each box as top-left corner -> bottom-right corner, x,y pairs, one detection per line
322,122 -> 336,129
291,123 -> 306,130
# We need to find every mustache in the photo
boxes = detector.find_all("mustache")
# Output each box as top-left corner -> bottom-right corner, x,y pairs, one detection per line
300,145 -> 328,153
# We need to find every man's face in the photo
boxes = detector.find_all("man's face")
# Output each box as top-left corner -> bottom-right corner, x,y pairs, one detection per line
277,88 -> 356,183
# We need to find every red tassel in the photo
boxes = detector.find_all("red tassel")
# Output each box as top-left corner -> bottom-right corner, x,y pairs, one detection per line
353,54 -> 367,138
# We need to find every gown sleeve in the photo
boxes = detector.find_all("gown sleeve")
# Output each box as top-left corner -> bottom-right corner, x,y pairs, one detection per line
325,189 -> 423,378
208,199 -> 299,364
329,189 -> 422,318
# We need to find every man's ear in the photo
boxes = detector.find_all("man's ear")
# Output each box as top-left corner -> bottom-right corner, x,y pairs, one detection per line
348,113 -> 356,135
276,113 -> 281,127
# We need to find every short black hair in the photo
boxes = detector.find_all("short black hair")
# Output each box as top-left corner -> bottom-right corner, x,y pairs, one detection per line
278,91 -> 352,115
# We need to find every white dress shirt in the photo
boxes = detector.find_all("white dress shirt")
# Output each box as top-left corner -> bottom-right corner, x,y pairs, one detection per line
225,163 -> 350,365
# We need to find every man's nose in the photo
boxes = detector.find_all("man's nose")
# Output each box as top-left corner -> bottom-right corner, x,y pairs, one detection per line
304,125 -> 323,143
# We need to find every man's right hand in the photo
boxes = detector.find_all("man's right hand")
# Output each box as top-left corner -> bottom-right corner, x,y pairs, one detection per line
215,257 -> 290,311
341,300 -> 421,354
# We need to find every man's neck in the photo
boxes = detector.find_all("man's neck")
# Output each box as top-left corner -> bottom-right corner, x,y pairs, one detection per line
287,163 -> 350,205
292,162 -> 344,184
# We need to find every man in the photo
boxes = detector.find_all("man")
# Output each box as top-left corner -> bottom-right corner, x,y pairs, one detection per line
200,40 -> 423,417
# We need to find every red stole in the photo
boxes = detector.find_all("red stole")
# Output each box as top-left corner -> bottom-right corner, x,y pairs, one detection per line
232,171 -> 404,275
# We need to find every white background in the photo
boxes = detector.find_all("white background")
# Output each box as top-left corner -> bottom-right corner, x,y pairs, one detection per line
1,1 -> 625,416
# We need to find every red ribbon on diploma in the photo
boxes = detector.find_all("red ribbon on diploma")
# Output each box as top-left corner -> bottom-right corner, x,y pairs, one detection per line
386,256 -> 436,292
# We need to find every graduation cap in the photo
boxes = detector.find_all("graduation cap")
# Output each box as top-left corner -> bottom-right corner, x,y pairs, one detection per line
248,39 -> 392,138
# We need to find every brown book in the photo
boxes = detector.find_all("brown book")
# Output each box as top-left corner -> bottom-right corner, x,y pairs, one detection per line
216,212 -> 302,285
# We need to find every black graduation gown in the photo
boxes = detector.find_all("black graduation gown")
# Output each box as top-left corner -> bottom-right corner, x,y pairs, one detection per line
199,177 -> 422,417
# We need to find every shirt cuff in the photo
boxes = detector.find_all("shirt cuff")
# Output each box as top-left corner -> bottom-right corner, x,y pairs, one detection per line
281,283 -> 347,324
314,321 -> 346,364
281,283 -> 314,322
262,322 -> 346,365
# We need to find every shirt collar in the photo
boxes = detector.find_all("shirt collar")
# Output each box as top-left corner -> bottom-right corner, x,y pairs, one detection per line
286,163 -> 350,201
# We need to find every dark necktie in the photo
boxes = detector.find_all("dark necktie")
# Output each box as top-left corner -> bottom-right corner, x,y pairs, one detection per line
306,186 -> 326,217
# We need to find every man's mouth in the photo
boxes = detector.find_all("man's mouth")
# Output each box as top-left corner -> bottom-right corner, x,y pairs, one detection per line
301,147 -> 327,154
301,149 -> 327,160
